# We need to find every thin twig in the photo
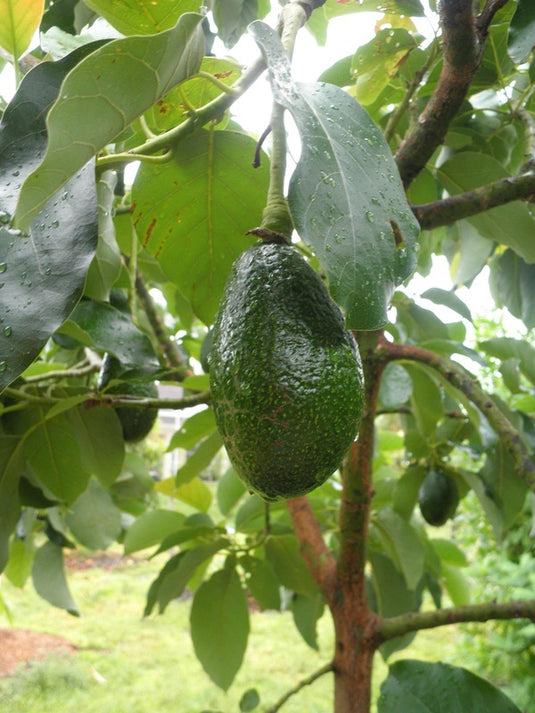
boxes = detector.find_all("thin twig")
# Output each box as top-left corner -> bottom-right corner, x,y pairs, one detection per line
264,662 -> 334,713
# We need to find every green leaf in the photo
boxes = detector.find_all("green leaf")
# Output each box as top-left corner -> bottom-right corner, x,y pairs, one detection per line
291,593 -> 324,651
124,508 -> 186,555
167,408 -> 216,451
437,152 -> 535,262
265,534 -> 318,598
369,552 -> 421,659
392,464 -> 425,520
479,338 -> 535,385
24,413 -> 91,503
84,171 -> 122,301
430,538 -> 467,567
190,566 -> 250,691
4,535 -> 34,588
133,129 -> 270,324
241,556 -> 281,611
59,300 -> 157,367
0,436 -> 23,572
489,249 -> 535,329
405,364 -> 443,438
0,0 -> 44,58
508,0 -> 535,63
217,467 -> 247,516
379,363 -> 412,409
15,13 -> 205,229
32,541 -> 79,615
71,406 -> 124,487
373,508 -> 425,590
85,0 -> 200,35
249,21 -> 419,329
65,478 -> 122,550
421,287 -> 473,322
169,476 -> 213,512
212,0 -> 259,48
239,688 -> 260,712
378,660 -> 522,713
440,563 -> 471,605
174,431 -> 223,486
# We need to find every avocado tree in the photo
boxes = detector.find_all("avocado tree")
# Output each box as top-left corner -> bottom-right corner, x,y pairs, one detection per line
1,1 -> 535,712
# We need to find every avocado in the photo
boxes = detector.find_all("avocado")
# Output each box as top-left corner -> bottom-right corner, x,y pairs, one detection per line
209,241 -> 364,501
418,468 -> 459,526
98,354 -> 158,443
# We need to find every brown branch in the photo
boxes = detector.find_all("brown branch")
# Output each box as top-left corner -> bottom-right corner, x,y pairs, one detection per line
395,0 -> 483,186
264,661 -> 334,713
379,337 -> 535,492
134,271 -> 192,379
378,599 -> 535,642
475,0 -> 511,36
413,171 -> 535,229
287,496 -> 337,601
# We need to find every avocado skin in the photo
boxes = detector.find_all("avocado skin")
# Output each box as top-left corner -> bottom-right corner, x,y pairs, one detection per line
209,242 -> 364,501
418,468 -> 459,526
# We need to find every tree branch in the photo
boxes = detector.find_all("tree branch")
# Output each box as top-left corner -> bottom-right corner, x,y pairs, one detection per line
379,337 -> 535,492
264,661 -> 333,713
378,599 -> 535,642
395,0 -> 483,186
287,496 -> 337,601
412,171 -> 535,229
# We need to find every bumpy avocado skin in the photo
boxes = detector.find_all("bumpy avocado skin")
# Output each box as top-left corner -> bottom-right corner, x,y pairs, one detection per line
209,242 -> 364,501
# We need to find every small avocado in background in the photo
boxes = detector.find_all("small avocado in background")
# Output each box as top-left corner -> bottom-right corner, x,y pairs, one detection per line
209,241 -> 364,501
98,354 -> 158,443
418,467 -> 460,526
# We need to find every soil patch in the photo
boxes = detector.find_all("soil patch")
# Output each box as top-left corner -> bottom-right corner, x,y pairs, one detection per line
0,628 -> 76,676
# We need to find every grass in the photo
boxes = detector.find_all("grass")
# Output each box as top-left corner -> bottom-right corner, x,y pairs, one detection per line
0,552 -> 463,713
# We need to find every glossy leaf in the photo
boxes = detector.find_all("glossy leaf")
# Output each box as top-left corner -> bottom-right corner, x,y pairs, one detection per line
379,363 -> 412,409
58,300 -> 157,367
250,21 -> 419,329
212,0 -> 259,48
65,478 -> 122,550
169,476 -> 213,512
437,152 -> 535,262
421,287 -> 473,322
32,541 -> 79,615
373,508 -> 425,590
133,129 -> 269,325
378,660 -> 522,713
71,406 -> 124,487
0,45 -> 102,392
84,0 -> 200,35
217,467 -> 247,516
167,408 -> 216,451
291,593 -> 324,650
174,431 -> 223,486
190,566 -> 250,690
15,13 -> 205,229
241,556 -> 281,611
0,0 -> 45,58
479,338 -> 535,384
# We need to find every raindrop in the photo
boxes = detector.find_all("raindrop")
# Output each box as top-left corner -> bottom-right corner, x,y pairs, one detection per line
0,212 -> 10,224
0,263 -> 6,273
3,326 -> 12,337
365,211 -> 375,223
0,361 -> 6,372
51,220 -> 59,228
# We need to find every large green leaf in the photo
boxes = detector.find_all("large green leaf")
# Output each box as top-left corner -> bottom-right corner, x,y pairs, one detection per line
190,566 -> 250,690
133,129 -> 270,324
0,0 -> 44,58
85,0 -> 200,35
372,508 -> 425,591
437,152 -> 535,263
167,407 -> 216,451
479,337 -> 535,384
378,660 -> 522,713
71,406 -> 124,487
212,0 -> 260,48
15,13 -> 205,229
32,540 -> 79,615
508,0 -> 535,63
0,45 -> 101,392
123,508 -> 185,555
65,478 -> 122,550
0,436 -> 24,572
249,21 -> 419,329
58,300 -> 157,366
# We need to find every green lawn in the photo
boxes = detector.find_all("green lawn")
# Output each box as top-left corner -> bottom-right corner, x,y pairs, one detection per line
0,553 -> 462,713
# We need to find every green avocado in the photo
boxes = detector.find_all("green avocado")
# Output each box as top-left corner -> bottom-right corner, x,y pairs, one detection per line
418,468 -> 459,526
98,354 -> 158,443
209,241 -> 364,501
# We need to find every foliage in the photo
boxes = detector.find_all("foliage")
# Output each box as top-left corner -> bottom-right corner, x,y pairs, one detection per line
0,1 -> 534,712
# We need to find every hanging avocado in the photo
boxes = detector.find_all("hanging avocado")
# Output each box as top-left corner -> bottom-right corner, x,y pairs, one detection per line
209,241 -> 364,501
418,468 -> 460,526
